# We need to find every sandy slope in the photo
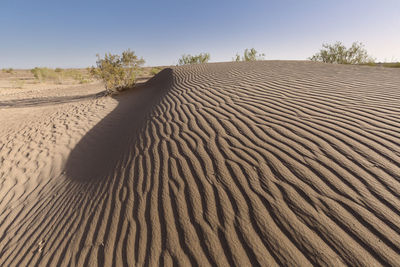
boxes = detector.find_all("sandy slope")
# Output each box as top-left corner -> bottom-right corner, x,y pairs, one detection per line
1,61 -> 400,266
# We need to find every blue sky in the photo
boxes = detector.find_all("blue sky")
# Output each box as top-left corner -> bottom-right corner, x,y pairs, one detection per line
1,0 -> 399,68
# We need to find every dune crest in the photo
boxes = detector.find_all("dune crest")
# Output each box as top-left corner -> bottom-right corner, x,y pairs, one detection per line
1,61 -> 400,266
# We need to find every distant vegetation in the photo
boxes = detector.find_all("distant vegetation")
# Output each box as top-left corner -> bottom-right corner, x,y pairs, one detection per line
150,67 -> 162,75
309,42 -> 375,64
12,79 -> 25,89
235,48 -> 265,62
364,62 -> 400,68
2,68 -> 14,74
31,67 -> 90,84
178,53 -> 210,65
381,62 -> 400,68
90,49 -> 145,94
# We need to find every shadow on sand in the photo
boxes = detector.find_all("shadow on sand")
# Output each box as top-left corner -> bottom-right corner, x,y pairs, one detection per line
0,92 -> 107,108
64,68 -> 173,183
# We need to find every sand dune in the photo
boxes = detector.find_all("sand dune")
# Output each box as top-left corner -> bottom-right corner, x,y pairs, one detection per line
1,61 -> 400,266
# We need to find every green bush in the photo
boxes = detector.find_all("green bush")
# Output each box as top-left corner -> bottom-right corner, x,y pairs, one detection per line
309,41 -> 375,64
90,49 -> 145,94
235,48 -> 265,62
178,53 -> 210,65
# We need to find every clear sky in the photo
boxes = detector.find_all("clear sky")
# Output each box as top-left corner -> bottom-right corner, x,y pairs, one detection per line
1,0 -> 399,68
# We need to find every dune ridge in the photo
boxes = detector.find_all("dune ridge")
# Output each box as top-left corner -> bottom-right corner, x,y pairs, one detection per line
1,61 -> 400,266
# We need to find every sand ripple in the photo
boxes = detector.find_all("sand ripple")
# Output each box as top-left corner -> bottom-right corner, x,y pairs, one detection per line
1,61 -> 400,266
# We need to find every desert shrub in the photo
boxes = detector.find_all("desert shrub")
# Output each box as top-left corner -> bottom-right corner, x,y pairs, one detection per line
79,78 -> 91,84
66,69 -> 93,83
363,62 -> 400,68
30,68 -> 41,79
31,67 -> 91,84
31,67 -> 61,83
178,53 -> 210,65
12,79 -> 25,89
90,49 -> 145,94
234,54 -> 241,62
64,69 -> 82,81
150,67 -> 162,75
2,68 -> 14,74
234,48 -> 265,62
243,48 -> 265,61
382,62 -> 400,68
364,62 -> 377,67
309,41 -> 375,64
71,70 -> 91,83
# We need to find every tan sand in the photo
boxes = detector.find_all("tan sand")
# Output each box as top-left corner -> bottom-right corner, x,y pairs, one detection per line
1,61 -> 400,266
